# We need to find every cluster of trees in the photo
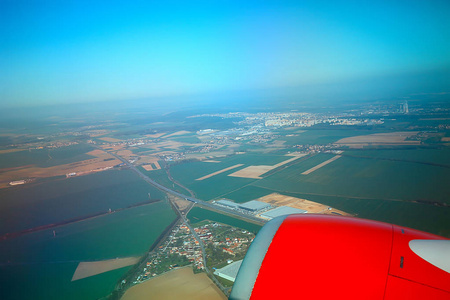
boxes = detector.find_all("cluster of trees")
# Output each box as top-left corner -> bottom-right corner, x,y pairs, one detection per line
205,244 -> 234,268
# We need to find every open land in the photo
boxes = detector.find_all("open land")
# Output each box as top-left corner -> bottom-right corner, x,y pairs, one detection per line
145,132 -> 167,138
0,149 -> 121,188
256,193 -> 351,216
1,100 -> 449,300
0,149 -> 26,154
101,144 -> 126,151
142,160 -> 161,171
196,164 -> 244,180
170,194 -> 192,212
85,129 -> 110,137
169,154 -> 296,200
116,149 -> 134,157
252,153 -> 450,204
121,267 -> 226,300
334,131 -> 420,148
229,154 -> 307,179
0,169 -> 169,235
302,155 -> 341,175
72,257 -> 140,281
164,130 -> 192,138
99,137 -> 123,142
188,207 -> 262,233
228,165 -> 273,179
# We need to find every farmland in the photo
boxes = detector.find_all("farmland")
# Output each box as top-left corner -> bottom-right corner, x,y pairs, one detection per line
275,192 -> 450,237
278,129 -> 384,146
253,153 -> 450,204
187,207 -> 262,234
0,143 -> 95,169
0,169 -> 167,235
170,150 -> 450,206
1,98 -> 449,300
121,267 -> 226,300
0,144 -> 124,188
169,154 -> 293,200
172,150 -> 450,237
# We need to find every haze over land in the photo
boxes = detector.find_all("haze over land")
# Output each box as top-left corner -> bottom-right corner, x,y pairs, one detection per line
1,96 -> 449,299
0,1 -> 449,300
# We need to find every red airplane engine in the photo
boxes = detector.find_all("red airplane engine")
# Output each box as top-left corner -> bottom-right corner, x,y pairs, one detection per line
230,214 -> 450,300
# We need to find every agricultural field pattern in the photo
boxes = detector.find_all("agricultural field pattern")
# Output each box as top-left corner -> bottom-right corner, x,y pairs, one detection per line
0,98 -> 449,300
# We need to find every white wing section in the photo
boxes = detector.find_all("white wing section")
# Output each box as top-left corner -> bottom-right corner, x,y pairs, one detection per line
409,239 -> 450,273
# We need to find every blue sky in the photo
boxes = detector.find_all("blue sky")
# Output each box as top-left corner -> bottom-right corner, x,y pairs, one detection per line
1,0 -> 449,107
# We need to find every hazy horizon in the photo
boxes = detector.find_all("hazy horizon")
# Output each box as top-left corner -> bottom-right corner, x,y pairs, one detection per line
1,0 -> 450,108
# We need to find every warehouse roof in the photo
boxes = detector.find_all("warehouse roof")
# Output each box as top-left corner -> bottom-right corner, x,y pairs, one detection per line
217,199 -> 239,208
260,206 -> 307,220
238,200 -> 271,211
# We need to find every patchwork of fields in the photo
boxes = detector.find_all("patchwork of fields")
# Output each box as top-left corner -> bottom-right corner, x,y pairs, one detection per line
170,149 -> 450,236
0,169 -> 177,300
2,124 -> 449,300
0,169 -> 167,235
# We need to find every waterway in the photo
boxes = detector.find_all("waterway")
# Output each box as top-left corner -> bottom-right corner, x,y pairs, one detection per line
0,170 -> 176,300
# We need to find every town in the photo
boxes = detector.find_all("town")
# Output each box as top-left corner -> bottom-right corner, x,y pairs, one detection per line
130,221 -> 255,287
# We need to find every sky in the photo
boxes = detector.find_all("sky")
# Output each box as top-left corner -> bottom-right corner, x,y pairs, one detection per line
1,0 -> 449,107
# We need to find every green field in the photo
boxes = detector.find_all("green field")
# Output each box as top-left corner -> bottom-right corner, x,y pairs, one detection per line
343,148 -> 450,166
187,207 -> 261,234
271,191 -> 449,237
221,186 -> 274,203
173,149 -> 450,237
181,154 -> 332,200
130,147 -> 156,154
171,151 -> 450,204
0,144 -> 95,169
278,129 -> 383,146
0,201 -> 177,300
253,153 -> 450,204
170,153 -> 290,184
0,169 -> 166,235
170,135 -> 202,143
139,166 -> 191,196
169,153 -> 298,200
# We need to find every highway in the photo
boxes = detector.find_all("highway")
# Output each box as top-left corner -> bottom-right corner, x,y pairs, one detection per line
171,202 -> 229,295
105,148 -> 260,296
105,149 -> 266,225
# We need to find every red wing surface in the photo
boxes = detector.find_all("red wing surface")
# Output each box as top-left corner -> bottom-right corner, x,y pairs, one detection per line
230,214 -> 450,300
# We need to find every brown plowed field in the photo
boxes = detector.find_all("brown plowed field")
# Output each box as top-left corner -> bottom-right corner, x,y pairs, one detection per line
257,193 -> 351,216
121,267 -> 226,300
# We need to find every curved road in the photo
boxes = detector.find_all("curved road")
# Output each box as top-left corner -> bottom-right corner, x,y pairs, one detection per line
106,149 -> 266,225
105,149 -> 247,295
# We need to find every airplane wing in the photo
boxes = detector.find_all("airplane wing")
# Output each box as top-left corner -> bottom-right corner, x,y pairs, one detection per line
230,214 -> 450,300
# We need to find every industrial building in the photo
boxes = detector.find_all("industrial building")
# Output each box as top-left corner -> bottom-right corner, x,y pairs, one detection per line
260,206 -> 307,220
216,199 -> 239,209
238,200 -> 271,212
214,260 -> 243,282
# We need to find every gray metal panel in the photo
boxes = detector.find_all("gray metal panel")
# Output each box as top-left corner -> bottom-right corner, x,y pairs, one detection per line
229,215 -> 287,300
